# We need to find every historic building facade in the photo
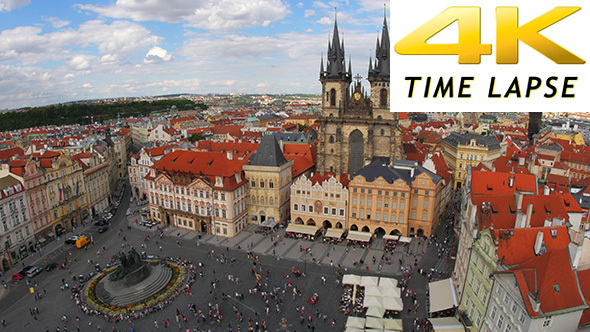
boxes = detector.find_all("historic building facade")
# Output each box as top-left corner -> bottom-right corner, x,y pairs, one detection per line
316,14 -> 403,175
0,174 -> 33,272
290,172 -> 349,229
146,150 -> 248,238
244,135 -> 293,226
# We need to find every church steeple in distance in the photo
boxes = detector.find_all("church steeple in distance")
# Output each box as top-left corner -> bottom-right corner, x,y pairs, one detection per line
321,7 -> 350,81
368,5 -> 390,78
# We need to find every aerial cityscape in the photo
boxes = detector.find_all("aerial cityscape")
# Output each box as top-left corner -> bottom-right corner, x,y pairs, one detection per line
2,1 -> 590,332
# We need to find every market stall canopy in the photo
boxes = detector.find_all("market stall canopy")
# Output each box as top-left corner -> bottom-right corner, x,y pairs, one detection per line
363,296 -> 384,308
398,236 -> 412,243
343,274 -> 362,285
429,278 -> 458,313
365,317 -> 384,330
383,234 -> 400,241
285,224 -> 320,235
360,275 -> 379,287
366,306 -> 386,318
365,285 -> 381,297
344,327 -> 365,332
259,219 -> 277,228
346,316 -> 366,329
382,296 -> 404,311
347,230 -> 373,242
325,228 -> 345,238
378,277 -> 398,289
428,317 -> 465,331
383,318 -> 404,331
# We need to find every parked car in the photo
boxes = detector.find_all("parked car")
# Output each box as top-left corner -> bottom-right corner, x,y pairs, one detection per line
94,220 -> 106,227
98,226 -> 108,233
45,263 -> 58,271
25,266 -> 41,278
65,235 -> 79,244
11,272 -> 25,280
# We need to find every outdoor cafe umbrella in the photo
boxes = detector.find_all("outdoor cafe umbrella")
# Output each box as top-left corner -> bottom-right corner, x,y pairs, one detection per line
366,306 -> 386,318
382,296 -> 404,311
363,296 -> 384,308
360,275 -> 379,287
343,274 -> 362,285
383,318 -> 404,331
378,277 -> 398,289
346,316 -> 366,329
365,285 -> 382,297
365,317 -> 385,330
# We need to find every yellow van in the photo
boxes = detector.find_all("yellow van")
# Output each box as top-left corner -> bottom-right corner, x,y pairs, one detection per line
75,236 -> 90,248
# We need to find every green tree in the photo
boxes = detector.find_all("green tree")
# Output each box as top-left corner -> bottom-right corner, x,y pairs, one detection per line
187,133 -> 205,143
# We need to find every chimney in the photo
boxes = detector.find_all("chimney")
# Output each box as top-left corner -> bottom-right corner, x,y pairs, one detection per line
518,154 -> 525,167
279,138 -> 284,152
543,186 -> 550,195
411,167 -> 415,178
525,203 -> 534,228
516,192 -> 524,210
227,151 -> 233,160
534,231 -> 544,255
509,176 -> 514,188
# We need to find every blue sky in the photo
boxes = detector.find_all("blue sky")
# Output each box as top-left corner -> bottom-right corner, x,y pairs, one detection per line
0,0 -> 390,109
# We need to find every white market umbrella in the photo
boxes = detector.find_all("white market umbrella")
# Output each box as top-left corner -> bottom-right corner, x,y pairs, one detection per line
383,318 -> 404,331
346,316 -> 366,329
343,274 -> 362,285
363,296 -> 384,308
366,306 -> 386,318
380,286 -> 401,298
382,296 -> 404,311
365,317 -> 385,330
360,275 -> 379,287
365,285 -> 382,297
378,277 -> 398,288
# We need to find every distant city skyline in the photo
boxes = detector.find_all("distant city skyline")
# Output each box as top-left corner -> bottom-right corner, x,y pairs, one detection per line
0,0 -> 390,110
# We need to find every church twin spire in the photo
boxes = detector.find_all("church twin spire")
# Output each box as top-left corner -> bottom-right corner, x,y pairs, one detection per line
320,6 -> 389,81
368,6 -> 390,79
320,8 -> 351,80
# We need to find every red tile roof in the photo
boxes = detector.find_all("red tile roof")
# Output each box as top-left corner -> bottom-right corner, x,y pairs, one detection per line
492,155 -> 530,174
494,226 -> 570,267
151,150 -> 246,191
504,248 -> 586,318
562,150 -> 590,165
521,195 -> 569,227
473,195 -> 518,230
577,269 -> 590,327
283,143 -> 315,178
0,147 -> 24,161
471,170 -> 537,196
545,173 -> 570,187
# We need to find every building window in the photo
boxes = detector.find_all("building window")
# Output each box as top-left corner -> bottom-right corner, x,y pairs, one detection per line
519,313 -> 526,324
269,181 -> 274,188
542,317 -> 551,327
422,213 -> 428,221
399,215 -> 404,223
360,198 -> 365,205
324,207 -> 329,214
308,205 -> 313,213
424,200 -> 429,208
411,211 -> 416,219
400,202 -> 405,209
339,209 -> 345,216
260,180 -> 264,188
367,199 -> 372,206
329,136 -> 334,143
352,197 -> 357,204
413,199 -> 417,207
491,306 -> 497,320
330,88 -> 336,106
301,204 -> 305,212
331,208 -> 336,215
352,211 -> 357,218
377,200 -> 381,207
380,88 -> 387,106
376,213 -> 381,221
383,214 -> 388,221
269,197 -> 274,205
384,201 -> 389,208
497,315 -> 504,329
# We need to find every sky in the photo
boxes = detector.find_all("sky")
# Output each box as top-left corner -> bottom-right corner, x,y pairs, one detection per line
0,0 -> 390,109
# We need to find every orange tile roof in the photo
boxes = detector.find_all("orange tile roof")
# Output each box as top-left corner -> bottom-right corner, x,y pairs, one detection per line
151,150 -> 246,191
471,170 -> 537,196
504,248 -> 586,318
0,147 -> 24,161
492,155 -> 530,174
521,195 -> 569,227
494,226 -> 570,267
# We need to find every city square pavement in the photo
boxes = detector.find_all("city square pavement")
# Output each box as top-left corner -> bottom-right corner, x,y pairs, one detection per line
0,180 -> 457,332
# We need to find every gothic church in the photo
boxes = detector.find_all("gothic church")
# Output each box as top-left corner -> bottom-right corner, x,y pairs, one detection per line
316,12 -> 404,175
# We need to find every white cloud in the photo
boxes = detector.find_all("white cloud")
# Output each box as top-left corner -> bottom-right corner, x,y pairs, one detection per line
82,83 -> 92,88
304,9 -> 316,18
255,82 -> 268,88
296,2 -> 303,7
76,0 -> 289,31
306,28 -> 313,32
358,0 -> 390,12
316,11 -> 366,25
46,17 -> 70,29
312,1 -> 328,9
316,16 -> 332,25
144,46 -> 173,64
69,55 -> 93,70
0,0 -> 30,12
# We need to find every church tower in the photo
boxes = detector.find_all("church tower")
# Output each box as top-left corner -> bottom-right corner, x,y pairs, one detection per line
320,11 -> 352,118
316,8 -> 404,175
